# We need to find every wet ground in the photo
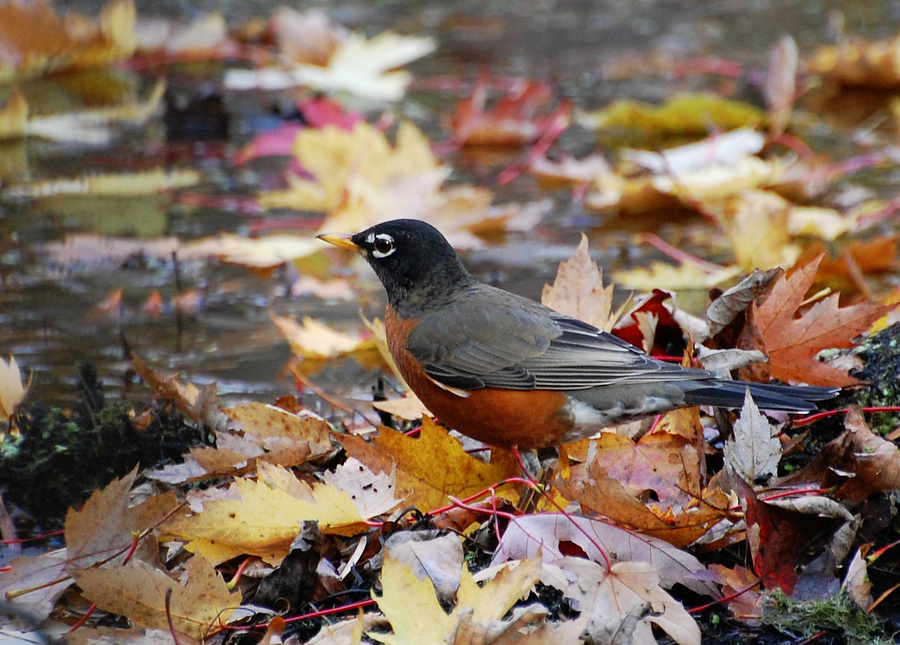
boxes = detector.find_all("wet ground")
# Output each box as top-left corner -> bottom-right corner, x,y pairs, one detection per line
3,0 -> 900,408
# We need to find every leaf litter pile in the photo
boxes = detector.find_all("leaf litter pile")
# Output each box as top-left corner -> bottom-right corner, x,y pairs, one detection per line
3,2 -> 900,644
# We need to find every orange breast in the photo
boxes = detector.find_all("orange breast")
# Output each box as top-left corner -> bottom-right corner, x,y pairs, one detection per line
385,308 -> 572,449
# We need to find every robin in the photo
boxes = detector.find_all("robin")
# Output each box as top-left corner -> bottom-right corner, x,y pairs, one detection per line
318,219 -> 837,450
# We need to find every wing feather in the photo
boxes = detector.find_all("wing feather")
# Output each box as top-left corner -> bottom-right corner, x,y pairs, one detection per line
406,291 -> 711,391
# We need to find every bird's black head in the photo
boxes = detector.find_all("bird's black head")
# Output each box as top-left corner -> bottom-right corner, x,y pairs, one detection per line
319,219 -> 475,315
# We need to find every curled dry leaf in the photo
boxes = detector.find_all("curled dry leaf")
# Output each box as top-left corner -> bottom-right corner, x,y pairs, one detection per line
765,35 -> 799,137
842,547 -> 874,611
0,355 -> 26,421
131,354 -> 231,432
705,268 -> 782,341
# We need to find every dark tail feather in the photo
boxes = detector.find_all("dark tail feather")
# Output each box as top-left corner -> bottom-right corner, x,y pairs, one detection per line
680,380 -> 840,412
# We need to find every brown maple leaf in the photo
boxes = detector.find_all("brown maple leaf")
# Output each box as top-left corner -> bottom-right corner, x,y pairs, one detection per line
750,254 -> 891,386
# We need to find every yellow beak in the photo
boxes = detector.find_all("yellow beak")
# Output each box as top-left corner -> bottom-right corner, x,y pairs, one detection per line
317,232 -> 360,251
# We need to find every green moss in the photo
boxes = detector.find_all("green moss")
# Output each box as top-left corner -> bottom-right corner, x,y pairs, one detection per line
762,590 -> 894,644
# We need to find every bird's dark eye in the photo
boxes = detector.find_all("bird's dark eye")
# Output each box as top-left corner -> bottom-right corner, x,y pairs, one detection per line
372,234 -> 395,258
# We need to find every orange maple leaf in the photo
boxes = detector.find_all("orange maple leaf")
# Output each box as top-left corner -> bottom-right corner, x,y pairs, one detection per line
752,254 -> 891,386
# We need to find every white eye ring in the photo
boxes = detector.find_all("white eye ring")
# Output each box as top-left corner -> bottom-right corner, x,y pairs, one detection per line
371,233 -> 396,258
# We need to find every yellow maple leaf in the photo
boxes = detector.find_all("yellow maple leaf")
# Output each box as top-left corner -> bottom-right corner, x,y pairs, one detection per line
542,233 -> 623,332
577,93 -> 765,137
339,417 -> 520,513
259,121 -> 439,214
615,261 -> 741,292
371,554 -> 543,645
271,313 -> 378,360
163,463 -> 399,565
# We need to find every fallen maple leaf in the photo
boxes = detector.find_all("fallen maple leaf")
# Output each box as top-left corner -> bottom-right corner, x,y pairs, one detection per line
339,417 -> 520,513
751,254 -> 892,385
545,558 -> 701,645
571,431 -> 703,506
74,556 -> 236,641
557,456 -> 731,549
224,10 -> 435,101
372,553 -> 544,645
577,93 -> 765,137
163,460 -> 399,565
492,513 -> 718,597
448,77 -> 570,147
271,313 -> 378,360
541,233 -> 621,331
0,469 -> 177,622
723,392 -> 782,484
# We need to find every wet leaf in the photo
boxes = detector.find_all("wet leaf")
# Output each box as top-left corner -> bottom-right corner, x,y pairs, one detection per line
2,167 -> 200,200
0,0 -> 136,83
271,313 -> 378,360
449,77 -> 570,147
578,93 -> 765,137
180,233 -> 320,268
225,10 -> 434,101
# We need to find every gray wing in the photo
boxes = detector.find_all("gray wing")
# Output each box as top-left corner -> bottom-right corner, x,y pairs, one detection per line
405,291 -> 708,391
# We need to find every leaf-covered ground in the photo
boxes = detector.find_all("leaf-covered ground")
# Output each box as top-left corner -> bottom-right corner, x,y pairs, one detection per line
3,2 -> 900,644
